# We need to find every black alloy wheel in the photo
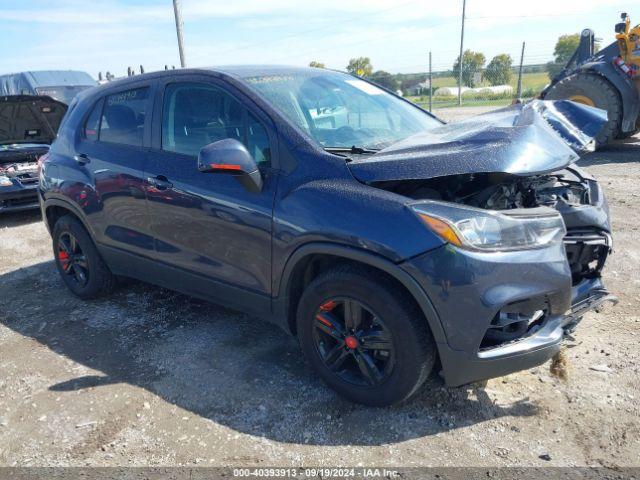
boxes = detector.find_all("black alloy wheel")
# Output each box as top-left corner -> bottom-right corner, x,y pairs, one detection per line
52,215 -> 116,299
313,297 -> 395,387
57,231 -> 89,288
296,265 -> 437,406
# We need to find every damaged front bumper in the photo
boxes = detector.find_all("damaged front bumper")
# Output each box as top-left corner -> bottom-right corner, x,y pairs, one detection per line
401,243 -> 616,387
0,181 -> 39,213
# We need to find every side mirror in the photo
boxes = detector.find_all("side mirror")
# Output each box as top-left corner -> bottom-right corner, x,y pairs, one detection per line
197,138 -> 263,193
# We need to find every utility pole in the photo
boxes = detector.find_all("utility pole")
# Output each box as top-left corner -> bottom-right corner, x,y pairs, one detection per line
457,0 -> 466,106
429,51 -> 433,112
172,0 -> 186,68
516,41 -> 526,99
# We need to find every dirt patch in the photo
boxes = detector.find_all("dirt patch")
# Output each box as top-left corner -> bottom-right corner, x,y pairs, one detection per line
0,132 -> 638,467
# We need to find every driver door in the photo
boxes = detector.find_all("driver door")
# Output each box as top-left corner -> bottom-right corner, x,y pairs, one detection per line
145,77 -> 278,302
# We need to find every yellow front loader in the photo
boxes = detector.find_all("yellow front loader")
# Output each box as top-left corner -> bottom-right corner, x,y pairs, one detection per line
542,13 -> 640,145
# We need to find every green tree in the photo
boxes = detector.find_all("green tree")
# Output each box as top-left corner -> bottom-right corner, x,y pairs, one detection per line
309,61 -> 325,68
546,34 -> 580,79
346,57 -> 373,77
484,54 -> 513,86
367,70 -> 399,91
452,50 -> 486,87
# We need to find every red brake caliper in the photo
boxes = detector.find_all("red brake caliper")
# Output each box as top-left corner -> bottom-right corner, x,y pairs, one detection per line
319,300 -> 335,312
58,250 -> 71,271
316,300 -> 336,327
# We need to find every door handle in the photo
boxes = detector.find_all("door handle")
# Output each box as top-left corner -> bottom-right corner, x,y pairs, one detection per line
147,175 -> 173,190
74,153 -> 91,165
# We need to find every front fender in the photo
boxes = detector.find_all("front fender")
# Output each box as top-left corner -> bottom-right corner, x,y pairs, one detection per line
275,241 -> 448,345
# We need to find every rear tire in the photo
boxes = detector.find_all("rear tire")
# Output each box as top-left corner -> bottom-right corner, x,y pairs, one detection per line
296,265 -> 436,406
52,215 -> 116,299
545,72 -> 622,146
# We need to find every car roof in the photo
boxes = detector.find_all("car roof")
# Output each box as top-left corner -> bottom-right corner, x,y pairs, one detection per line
85,65 -> 343,91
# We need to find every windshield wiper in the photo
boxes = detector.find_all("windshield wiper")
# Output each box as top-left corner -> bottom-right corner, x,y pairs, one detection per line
324,146 -> 380,155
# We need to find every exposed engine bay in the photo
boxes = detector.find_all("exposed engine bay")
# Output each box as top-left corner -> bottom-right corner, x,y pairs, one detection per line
0,159 -> 39,179
374,166 -> 612,285
0,149 -> 41,184
0,145 -> 47,213
376,169 -> 587,210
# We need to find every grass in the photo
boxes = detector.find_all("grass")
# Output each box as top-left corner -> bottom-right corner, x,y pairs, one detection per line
430,71 -> 550,91
408,71 -> 551,109
415,98 -> 515,110
507,71 -> 549,92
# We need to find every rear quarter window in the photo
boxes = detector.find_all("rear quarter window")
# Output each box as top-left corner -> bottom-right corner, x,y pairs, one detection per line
99,87 -> 149,147
83,98 -> 103,141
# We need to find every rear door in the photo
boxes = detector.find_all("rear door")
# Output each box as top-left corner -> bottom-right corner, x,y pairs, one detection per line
77,83 -> 156,257
145,76 -> 278,299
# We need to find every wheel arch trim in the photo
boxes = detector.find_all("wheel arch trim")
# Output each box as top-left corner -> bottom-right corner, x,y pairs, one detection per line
276,242 -> 447,344
43,198 -> 95,238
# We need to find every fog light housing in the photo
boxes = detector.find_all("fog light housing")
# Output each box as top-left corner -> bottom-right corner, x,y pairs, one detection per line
481,309 -> 546,350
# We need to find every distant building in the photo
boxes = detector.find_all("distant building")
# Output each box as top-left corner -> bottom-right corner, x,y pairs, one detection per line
406,80 -> 431,96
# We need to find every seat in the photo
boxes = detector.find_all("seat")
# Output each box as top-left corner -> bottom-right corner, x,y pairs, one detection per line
103,105 -> 141,145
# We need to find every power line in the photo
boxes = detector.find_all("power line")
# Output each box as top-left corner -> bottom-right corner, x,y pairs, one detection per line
265,20 -> 461,64
214,0 -> 423,58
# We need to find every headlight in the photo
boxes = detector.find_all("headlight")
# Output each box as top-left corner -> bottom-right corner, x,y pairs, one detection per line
412,201 -> 566,252
0,175 -> 13,187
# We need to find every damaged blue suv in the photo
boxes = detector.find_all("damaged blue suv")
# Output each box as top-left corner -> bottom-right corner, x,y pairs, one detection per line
40,66 -> 616,406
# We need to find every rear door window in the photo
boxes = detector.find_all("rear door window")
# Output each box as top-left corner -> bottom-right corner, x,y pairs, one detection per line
99,87 -> 149,147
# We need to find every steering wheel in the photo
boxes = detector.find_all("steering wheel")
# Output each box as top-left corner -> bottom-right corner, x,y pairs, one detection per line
333,125 -> 357,143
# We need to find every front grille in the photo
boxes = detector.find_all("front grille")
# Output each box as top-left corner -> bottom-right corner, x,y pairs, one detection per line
16,175 -> 39,186
0,194 -> 39,209
564,228 -> 611,285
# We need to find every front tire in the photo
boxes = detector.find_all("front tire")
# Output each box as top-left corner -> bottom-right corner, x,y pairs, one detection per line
296,266 -> 436,406
52,215 -> 116,299
544,72 -> 622,147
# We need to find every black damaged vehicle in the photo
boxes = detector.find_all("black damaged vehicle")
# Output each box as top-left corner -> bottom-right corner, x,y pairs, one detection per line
0,95 -> 66,213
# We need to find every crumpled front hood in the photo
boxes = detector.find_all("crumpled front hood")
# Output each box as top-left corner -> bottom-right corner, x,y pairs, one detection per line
348,100 -> 608,183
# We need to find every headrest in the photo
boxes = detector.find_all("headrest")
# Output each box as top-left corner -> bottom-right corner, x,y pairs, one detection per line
105,104 -> 137,131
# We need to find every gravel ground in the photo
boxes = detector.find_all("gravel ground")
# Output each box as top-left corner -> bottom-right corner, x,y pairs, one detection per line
0,108 -> 638,467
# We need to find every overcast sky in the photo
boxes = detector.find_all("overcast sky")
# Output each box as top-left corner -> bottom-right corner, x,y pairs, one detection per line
0,0 -> 633,78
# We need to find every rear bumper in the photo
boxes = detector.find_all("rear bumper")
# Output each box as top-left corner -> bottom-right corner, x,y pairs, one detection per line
402,245 -> 615,387
0,185 -> 39,213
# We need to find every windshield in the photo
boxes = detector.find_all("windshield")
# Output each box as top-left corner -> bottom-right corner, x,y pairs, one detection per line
35,85 -> 92,105
242,70 -> 440,151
